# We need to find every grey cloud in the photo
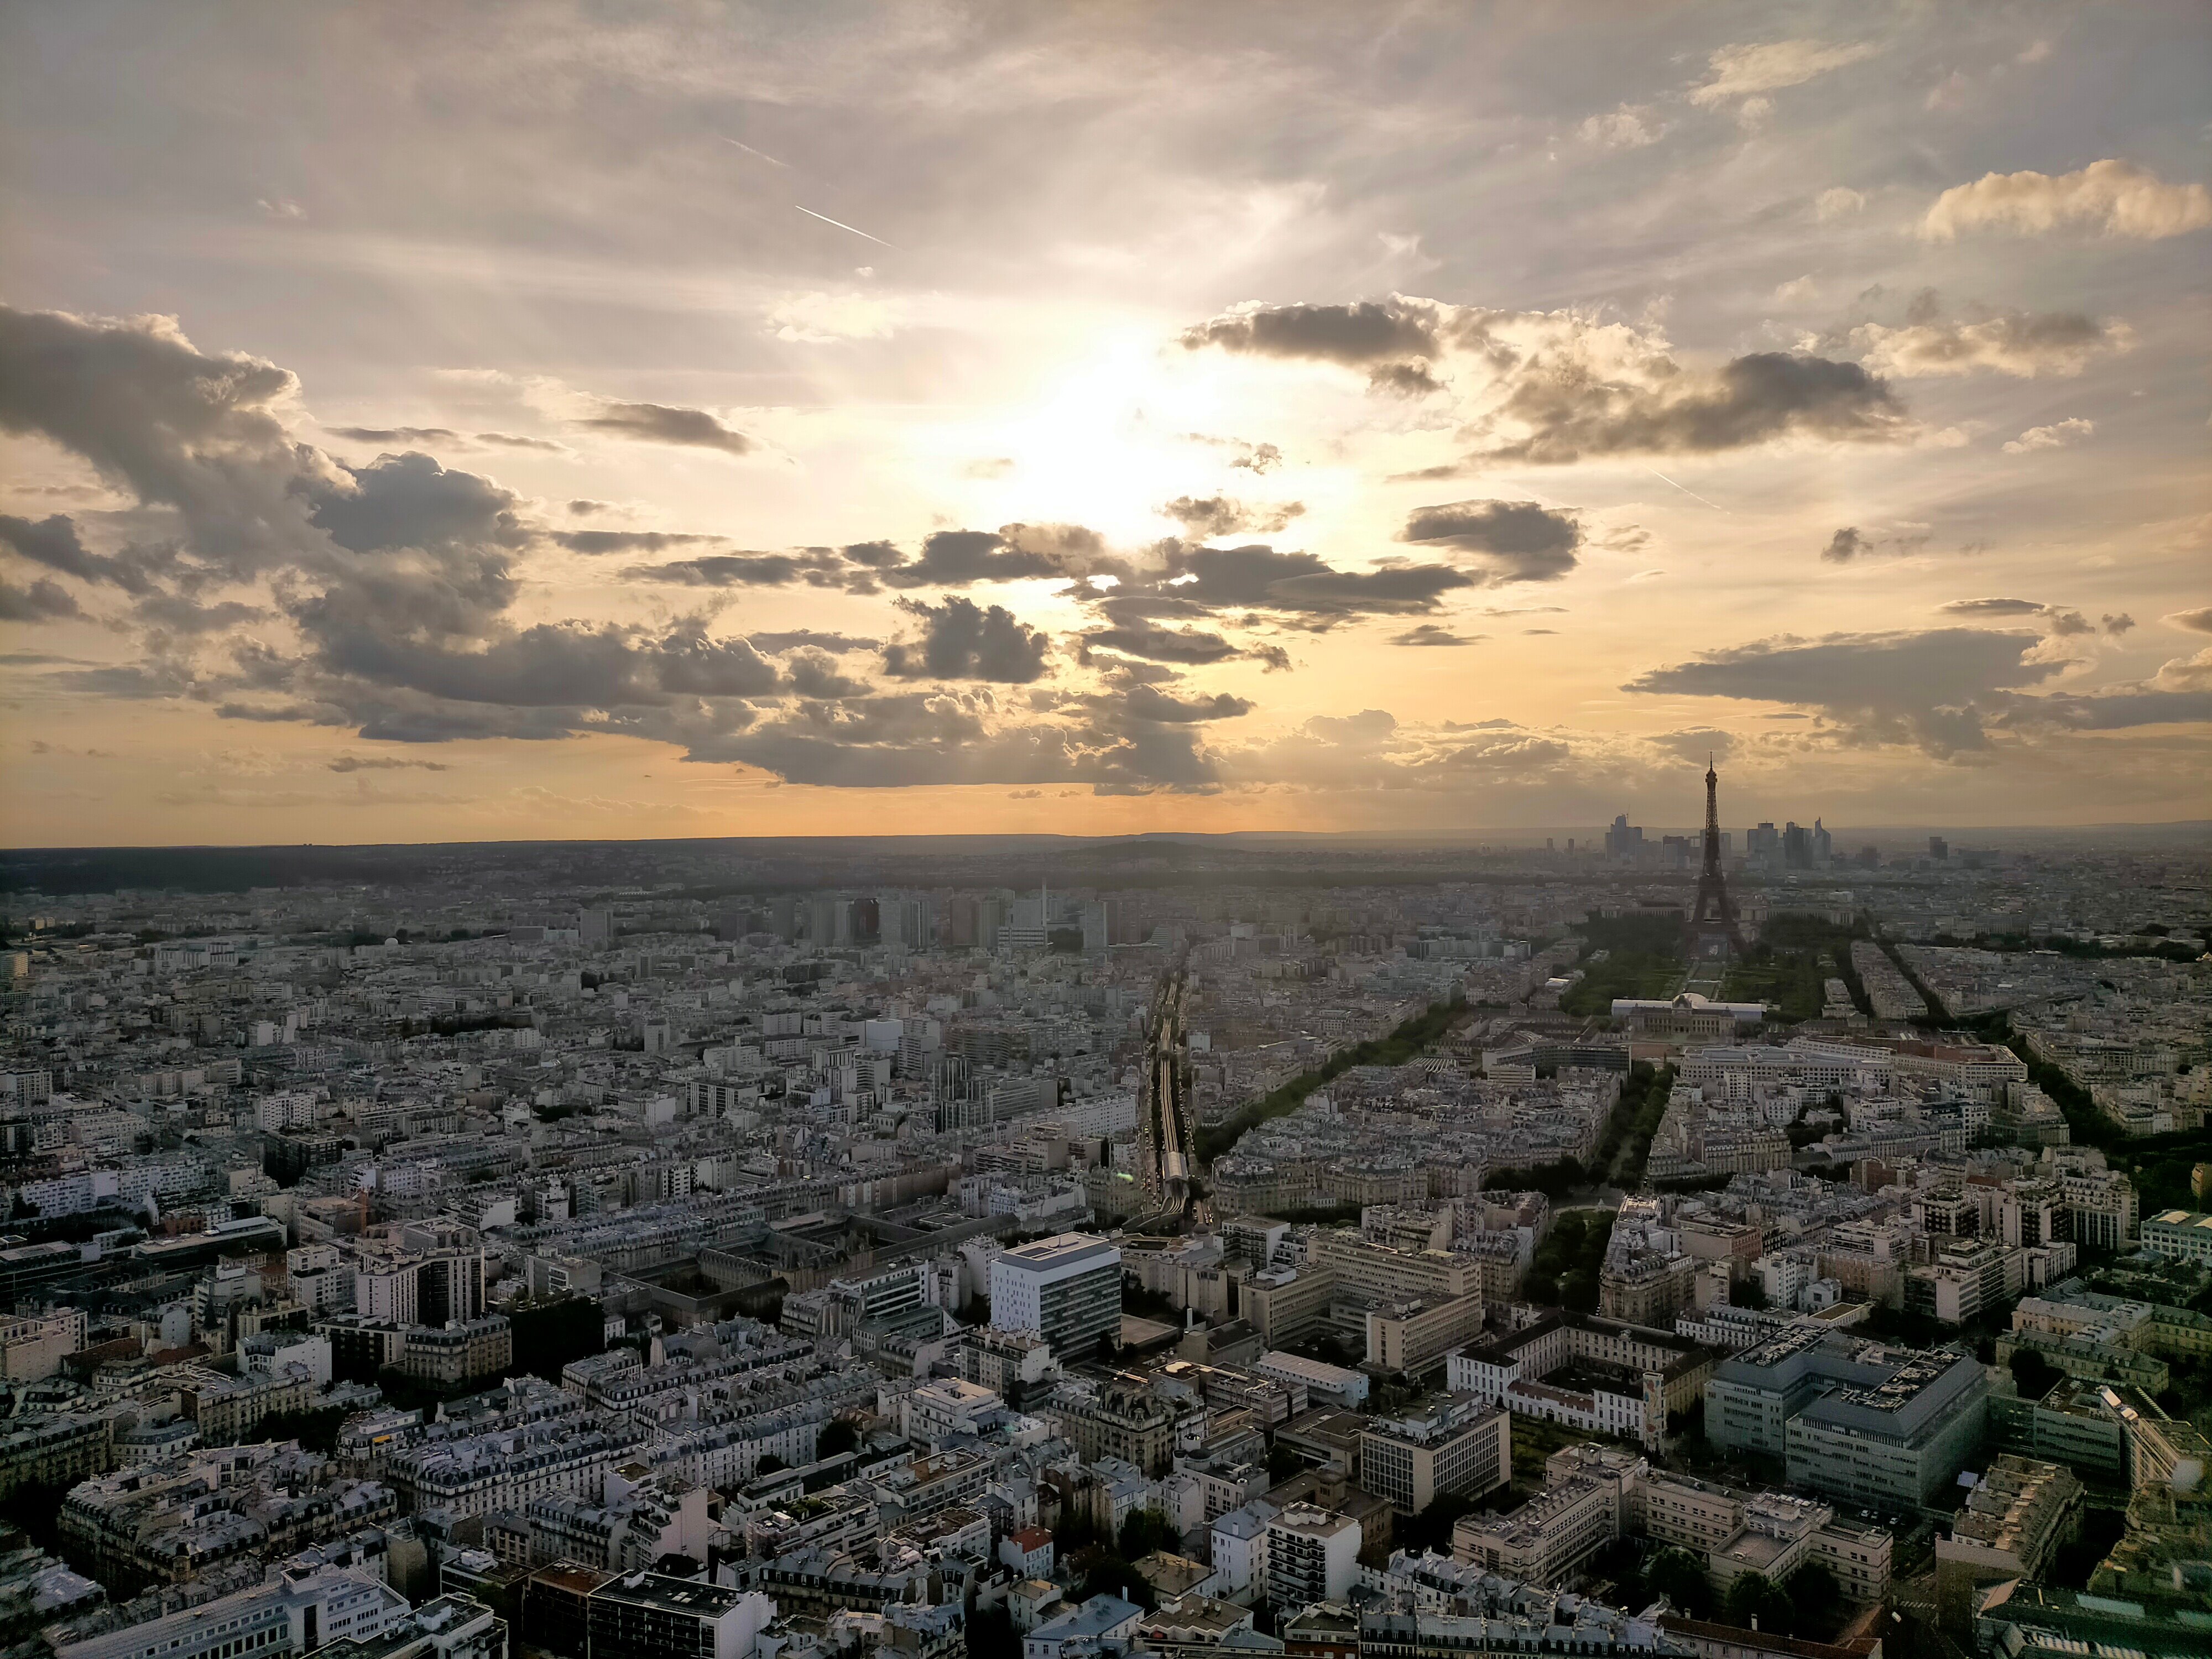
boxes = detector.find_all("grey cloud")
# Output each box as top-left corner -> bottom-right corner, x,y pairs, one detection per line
881,596 -> 1051,683
1126,684 -> 1254,723
1822,525 -> 1931,562
0,512 -> 159,594
2043,609 -> 2094,637
327,426 -> 460,445
472,431 -> 570,451
133,592 -> 265,633
685,688 -> 1219,795
555,529 -> 720,554
782,648 -> 871,699
1259,564 -> 1475,614
308,452 -> 529,555
1391,624 -> 1479,646
623,552 -> 842,587
578,400 -> 754,454
2163,608 -> 2212,634
1181,299 -> 1438,367
1183,295 -> 1911,463
879,529 -> 1065,587
1989,687 -> 2212,731
1838,311 -> 2130,379
2101,613 -> 2135,637
1939,597 -> 2045,616
328,754 -> 450,772
0,301 -> 321,575
1625,628 -> 2064,757
1084,622 -> 1243,664
1161,544 -> 1470,614
1160,496 -> 1305,539
0,577 -> 84,620
568,499 -> 612,515
1648,727 -> 1738,764
1399,500 -> 1582,584
1485,352 -> 1906,465
750,630 -> 878,653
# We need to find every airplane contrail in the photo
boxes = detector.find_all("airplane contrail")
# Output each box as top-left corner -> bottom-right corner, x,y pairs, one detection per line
1645,466 -> 1729,512
718,136 -> 789,167
795,204 -> 898,249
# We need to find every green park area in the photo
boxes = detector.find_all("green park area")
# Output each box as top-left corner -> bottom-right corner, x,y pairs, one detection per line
1560,911 -> 1684,1017
1719,912 -> 1869,1022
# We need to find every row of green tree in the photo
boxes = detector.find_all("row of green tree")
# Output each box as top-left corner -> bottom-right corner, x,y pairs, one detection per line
1635,1550 -> 1844,1637
1523,1207 -> 1617,1312
1193,994 -> 1463,1164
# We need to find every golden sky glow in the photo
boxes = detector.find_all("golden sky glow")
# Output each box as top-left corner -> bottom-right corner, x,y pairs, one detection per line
2,3 -> 2208,845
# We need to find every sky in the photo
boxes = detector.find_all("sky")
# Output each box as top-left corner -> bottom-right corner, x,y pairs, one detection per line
2,1 -> 2208,847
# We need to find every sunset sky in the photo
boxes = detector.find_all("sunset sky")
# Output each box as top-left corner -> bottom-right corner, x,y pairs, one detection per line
3,2 -> 2208,846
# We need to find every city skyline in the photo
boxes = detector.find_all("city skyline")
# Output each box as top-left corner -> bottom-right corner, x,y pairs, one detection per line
4,3 -> 2210,847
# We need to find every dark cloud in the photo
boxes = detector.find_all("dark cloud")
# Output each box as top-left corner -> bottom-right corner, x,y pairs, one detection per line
1824,528 -> 1866,561
1369,360 -> 1445,397
0,577 -> 84,620
0,301 -> 316,574
1182,295 -> 1911,462
577,400 -> 754,454
0,512 -> 159,594
1181,299 -> 1439,367
782,648 -> 871,699
878,529 -> 1065,587
1625,628 -> 2064,757
133,592 -> 265,634
1392,624 -> 1480,646
2043,608 -> 2094,637
881,596 -> 1051,682
328,754 -> 450,772
1258,564 -> 1475,614
1084,622 -> 1244,664
554,529 -> 719,554
1989,686 -> 2212,731
1127,684 -> 1254,723
568,499 -> 612,515
1160,496 -> 1305,538
1486,352 -> 1907,464
2164,608 -> 2212,635
2102,613 -> 2135,637
1230,442 -> 1282,473
1250,643 -> 1293,672
1938,597 -> 2045,615
308,451 -> 529,554
1399,500 -> 1583,583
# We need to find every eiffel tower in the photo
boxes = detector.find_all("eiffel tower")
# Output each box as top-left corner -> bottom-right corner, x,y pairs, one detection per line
1687,757 -> 1745,959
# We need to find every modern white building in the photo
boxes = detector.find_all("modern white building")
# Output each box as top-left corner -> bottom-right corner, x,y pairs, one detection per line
1262,1504 -> 1359,1610
990,1233 -> 1121,1358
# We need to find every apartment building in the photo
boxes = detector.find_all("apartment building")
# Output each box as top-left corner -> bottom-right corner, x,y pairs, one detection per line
1261,1504 -> 1358,1610
53,1569 -> 412,1659
1706,1326 -> 1989,1508
1365,1295 -> 1485,1376
1357,1394 -> 1510,1514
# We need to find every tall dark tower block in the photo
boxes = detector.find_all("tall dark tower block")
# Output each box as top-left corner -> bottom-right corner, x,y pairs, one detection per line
1687,758 -> 1746,959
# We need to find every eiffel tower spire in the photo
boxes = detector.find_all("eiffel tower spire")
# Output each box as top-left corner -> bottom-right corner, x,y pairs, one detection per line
1688,757 -> 1745,957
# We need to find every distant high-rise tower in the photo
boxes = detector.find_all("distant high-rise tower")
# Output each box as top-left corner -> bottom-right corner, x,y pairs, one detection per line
1687,758 -> 1746,958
